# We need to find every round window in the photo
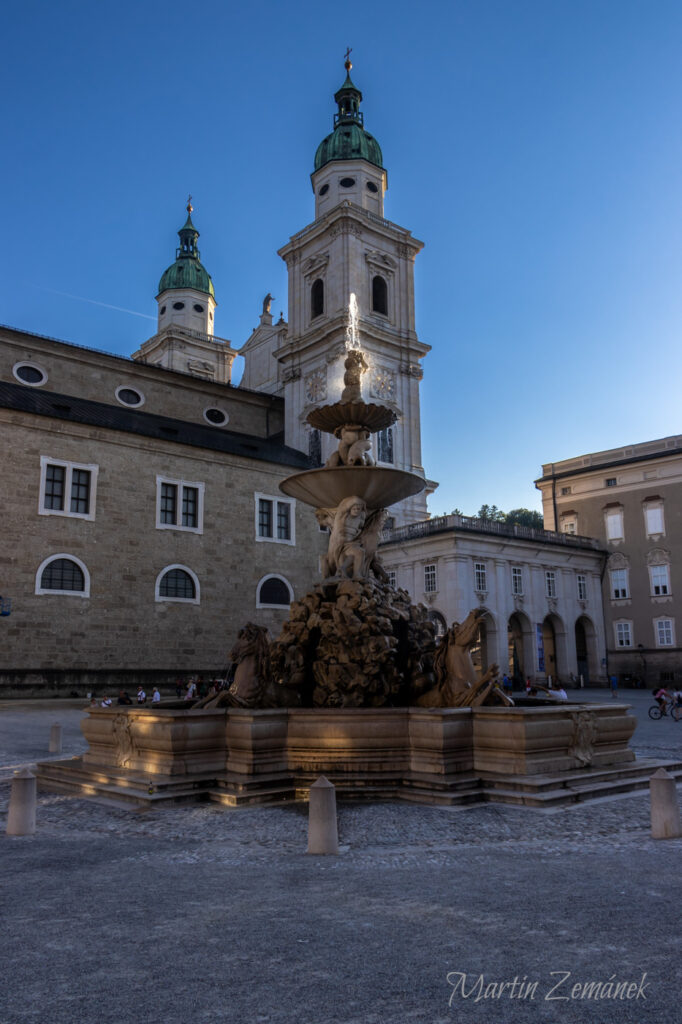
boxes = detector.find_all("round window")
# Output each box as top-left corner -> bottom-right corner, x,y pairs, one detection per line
339,177 -> 355,188
13,362 -> 47,386
366,181 -> 379,193
193,303 -> 204,313
116,386 -> 144,407
204,408 -> 228,426
173,301 -> 185,310
319,184 -> 330,196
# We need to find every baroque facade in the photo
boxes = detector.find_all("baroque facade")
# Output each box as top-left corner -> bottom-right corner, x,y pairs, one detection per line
536,436 -> 682,686
380,515 -> 607,686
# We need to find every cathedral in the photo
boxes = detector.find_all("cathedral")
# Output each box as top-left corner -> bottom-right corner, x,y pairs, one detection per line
0,60 -> 608,694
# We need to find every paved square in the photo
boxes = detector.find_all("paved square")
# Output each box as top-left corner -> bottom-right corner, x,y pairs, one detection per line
2,691 -> 681,1024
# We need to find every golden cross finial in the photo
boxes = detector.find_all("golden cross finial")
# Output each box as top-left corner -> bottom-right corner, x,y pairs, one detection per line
344,47 -> 352,70
186,194 -> 193,215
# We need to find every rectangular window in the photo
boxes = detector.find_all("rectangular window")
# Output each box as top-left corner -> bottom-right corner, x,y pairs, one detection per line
561,486 -> 571,495
605,477 -> 617,487
562,519 -> 577,535
39,457 -> 98,520
276,501 -> 291,540
545,571 -> 556,598
474,562 -> 487,592
645,506 -> 664,537
44,464 -> 66,510
387,570 -> 396,588
616,622 -> 632,647
511,567 -> 523,595
605,510 -> 624,541
255,493 -> 295,545
656,619 -> 674,646
610,568 -> 629,600
156,477 -> 204,533
160,483 -> 178,524
181,486 -> 198,528
424,564 -> 437,593
650,564 -> 670,596
577,574 -> 587,601
377,426 -> 394,465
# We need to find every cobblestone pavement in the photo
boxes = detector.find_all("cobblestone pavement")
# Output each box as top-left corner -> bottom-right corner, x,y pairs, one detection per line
2,693 -> 681,1024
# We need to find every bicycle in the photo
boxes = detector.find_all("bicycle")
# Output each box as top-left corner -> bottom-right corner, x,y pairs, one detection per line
649,701 -> 682,721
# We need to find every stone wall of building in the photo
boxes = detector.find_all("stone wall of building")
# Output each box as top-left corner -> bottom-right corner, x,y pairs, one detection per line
1,328 -> 284,441
0,407 -> 325,694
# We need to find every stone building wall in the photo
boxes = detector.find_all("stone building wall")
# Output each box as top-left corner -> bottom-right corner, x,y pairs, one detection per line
0,404 -> 325,694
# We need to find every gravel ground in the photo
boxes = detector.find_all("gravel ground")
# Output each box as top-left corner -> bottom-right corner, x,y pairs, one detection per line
1,691 -> 681,1024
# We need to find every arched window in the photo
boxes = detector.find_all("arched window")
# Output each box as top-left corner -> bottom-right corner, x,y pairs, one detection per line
309,428 -> 322,467
257,574 -> 293,608
156,565 -> 200,604
36,554 -> 90,597
372,275 -> 388,316
311,279 -> 324,319
377,426 -> 394,464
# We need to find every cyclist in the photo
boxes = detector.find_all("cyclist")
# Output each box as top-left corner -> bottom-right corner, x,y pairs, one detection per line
653,686 -> 671,715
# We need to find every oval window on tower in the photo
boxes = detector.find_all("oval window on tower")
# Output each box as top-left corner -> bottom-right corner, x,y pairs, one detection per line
204,407 -> 229,427
13,362 -> 48,387
193,303 -> 204,313
318,184 -> 329,196
366,181 -> 378,193
173,301 -> 185,310
160,305 -> 166,314
339,177 -> 355,188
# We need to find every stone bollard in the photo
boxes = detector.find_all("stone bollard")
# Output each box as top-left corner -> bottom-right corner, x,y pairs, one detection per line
650,768 -> 682,840
6,768 -> 37,836
49,722 -> 62,754
307,776 -> 339,855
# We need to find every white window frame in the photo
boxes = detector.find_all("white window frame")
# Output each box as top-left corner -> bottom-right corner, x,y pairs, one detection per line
644,504 -> 665,538
13,361 -> 48,387
115,384 -> 145,408
35,553 -> 91,598
577,574 -> 587,601
654,617 -> 675,647
650,564 -> 671,597
614,621 -> 633,648
424,564 -> 437,593
474,561 -> 487,593
156,476 -> 205,534
511,566 -> 523,596
605,509 -> 624,541
256,573 -> 294,609
39,457 -> 98,521
545,571 -> 557,599
155,564 -> 200,604
610,568 -> 629,600
387,570 -> 397,588
254,493 -> 296,546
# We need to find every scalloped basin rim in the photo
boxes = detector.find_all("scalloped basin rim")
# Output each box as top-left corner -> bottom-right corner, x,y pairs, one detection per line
279,466 -> 426,509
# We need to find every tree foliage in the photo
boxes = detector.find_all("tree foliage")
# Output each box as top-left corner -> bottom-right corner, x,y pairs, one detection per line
474,505 -> 544,528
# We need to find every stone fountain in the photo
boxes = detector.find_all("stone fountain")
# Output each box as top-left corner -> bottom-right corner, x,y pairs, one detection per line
36,301 -> 646,808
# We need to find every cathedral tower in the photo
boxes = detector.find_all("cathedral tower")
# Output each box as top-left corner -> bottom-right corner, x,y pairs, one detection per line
133,200 -> 238,383
275,58 -> 434,524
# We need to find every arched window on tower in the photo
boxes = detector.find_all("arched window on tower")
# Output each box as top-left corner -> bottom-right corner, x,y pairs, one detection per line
311,279 -> 324,319
372,275 -> 388,316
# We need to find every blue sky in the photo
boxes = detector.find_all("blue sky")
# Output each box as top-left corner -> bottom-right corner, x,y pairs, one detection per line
4,0 -> 682,517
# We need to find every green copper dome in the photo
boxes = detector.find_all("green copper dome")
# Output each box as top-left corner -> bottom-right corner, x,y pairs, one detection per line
158,206 -> 215,299
314,62 -> 384,172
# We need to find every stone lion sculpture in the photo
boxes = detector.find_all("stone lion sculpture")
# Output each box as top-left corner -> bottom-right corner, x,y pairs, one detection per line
416,608 -> 511,708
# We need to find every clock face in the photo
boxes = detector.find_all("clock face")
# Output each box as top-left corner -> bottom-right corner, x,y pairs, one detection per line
370,366 -> 396,401
305,368 -> 327,403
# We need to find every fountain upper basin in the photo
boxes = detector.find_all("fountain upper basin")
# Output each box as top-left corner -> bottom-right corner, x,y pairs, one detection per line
279,466 -> 425,509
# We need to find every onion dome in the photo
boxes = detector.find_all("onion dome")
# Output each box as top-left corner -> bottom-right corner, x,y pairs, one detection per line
314,58 -> 383,172
157,199 -> 215,298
